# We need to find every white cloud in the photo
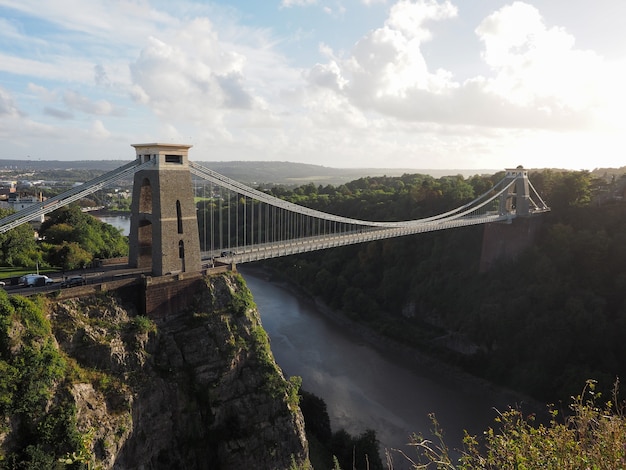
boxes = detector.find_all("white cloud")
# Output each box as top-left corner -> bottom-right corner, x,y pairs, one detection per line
476,2 -> 604,111
90,119 -> 111,139
307,61 -> 348,91
0,0 -> 173,47
386,0 -> 457,42
0,54 -> 96,84
0,87 -> 22,118
304,0 -> 459,112
27,83 -> 57,102
300,0 -> 615,133
281,0 -> 318,7
129,33 -> 234,123
303,0 -> 462,118
63,90 -> 117,116
126,14 -> 299,141
1,0 -> 624,169
44,107 -> 74,120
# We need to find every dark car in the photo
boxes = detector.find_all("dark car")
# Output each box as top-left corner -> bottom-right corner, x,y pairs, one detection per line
61,276 -> 86,288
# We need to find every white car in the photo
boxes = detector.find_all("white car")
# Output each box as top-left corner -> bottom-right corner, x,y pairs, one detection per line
20,274 -> 54,287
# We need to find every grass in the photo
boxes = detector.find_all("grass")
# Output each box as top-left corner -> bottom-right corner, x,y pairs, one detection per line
0,266 -> 59,281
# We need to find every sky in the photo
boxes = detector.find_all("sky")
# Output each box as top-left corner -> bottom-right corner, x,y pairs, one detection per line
0,0 -> 625,170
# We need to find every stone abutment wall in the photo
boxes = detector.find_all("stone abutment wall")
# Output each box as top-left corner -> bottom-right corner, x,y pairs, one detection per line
480,216 -> 544,272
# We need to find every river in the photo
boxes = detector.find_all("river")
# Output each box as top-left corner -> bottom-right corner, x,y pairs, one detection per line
97,214 -> 131,235
239,266 -> 520,465
99,215 -> 517,464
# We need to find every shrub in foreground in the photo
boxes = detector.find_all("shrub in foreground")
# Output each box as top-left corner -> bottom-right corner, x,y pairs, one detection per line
398,380 -> 626,469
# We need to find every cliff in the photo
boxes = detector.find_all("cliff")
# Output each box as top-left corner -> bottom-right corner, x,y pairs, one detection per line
0,272 -> 310,469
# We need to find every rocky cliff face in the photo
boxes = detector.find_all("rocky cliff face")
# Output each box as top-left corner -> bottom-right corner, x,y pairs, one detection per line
15,272 -> 309,469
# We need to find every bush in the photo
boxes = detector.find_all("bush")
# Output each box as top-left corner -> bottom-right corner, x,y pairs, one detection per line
402,380 -> 626,469
129,315 -> 156,335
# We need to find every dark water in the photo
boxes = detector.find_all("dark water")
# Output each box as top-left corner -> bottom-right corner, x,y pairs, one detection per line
240,267 -> 518,464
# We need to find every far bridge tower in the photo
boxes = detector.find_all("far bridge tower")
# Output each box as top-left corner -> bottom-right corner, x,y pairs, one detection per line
481,166 -> 543,271
499,166 -> 531,216
128,143 -> 201,276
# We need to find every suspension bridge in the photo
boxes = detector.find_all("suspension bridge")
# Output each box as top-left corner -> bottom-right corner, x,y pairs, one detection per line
0,143 -> 549,277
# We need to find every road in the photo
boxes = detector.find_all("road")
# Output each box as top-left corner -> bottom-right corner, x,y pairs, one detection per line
3,263 -> 148,295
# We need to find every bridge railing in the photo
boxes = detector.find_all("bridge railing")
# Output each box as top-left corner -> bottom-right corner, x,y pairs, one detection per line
203,212 -> 511,264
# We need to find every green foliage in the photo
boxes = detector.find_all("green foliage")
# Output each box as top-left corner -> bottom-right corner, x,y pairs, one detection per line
38,204 -> 128,268
243,282 -> 302,406
108,195 -> 131,212
287,375 -> 302,408
330,428 -> 384,470
229,274 -> 256,316
404,380 -> 626,470
0,290 -> 91,467
251,325 -> 287,399
267,169 -> 626,403
44,241 -> 92,271
128,315 -> 156,335
300,390 -> 332,446
0,208 -> 40,268
299,388 -> 383,470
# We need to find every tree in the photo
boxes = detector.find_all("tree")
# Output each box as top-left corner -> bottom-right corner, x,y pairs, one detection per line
547,170 -> 593,210
39,205 -> 128,263
300,390 -> 332,445
0,208 -> 39,267
46,242 -> 92,271
41,223 -> 75,245
330,428 -> 383,470
269,169 -> 626,403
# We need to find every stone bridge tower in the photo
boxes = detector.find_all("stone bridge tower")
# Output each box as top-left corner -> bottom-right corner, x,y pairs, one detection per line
128,143 -> 201,276
481,166 -> 541,272
499,166 -> 530,216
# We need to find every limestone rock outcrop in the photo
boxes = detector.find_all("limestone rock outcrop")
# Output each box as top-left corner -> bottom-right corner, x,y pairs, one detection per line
47,272 -> 310,469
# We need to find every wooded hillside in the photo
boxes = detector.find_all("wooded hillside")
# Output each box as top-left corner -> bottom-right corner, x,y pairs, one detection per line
265,169 -> 626,403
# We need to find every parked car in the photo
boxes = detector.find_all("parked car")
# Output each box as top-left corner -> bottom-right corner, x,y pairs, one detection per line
61,276 -> 86,288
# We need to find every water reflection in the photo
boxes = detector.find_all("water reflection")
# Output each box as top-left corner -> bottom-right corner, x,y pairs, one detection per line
96,214 -> 130,236
240,267 -> 512,463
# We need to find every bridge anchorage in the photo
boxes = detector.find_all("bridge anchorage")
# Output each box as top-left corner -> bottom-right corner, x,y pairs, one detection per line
0,144 -> 549,277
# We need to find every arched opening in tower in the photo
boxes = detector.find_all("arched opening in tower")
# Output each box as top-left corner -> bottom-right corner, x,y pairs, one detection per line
134,177 -> 154,269
178,240 -> 185,272
176,200 -> 183,234
139,177 -> 152,214
137,220 -> 153,268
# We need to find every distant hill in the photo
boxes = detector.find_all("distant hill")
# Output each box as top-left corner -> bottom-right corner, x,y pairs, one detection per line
196,161 -> 501,186
0,158 -> 499,186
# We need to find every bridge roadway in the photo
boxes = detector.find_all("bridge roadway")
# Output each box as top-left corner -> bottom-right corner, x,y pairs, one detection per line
3,262 -> 150,296
4,213 -> 515,294
207,212 -> 512,264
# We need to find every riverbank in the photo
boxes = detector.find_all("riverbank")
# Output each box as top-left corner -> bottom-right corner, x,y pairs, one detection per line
240,264 -> 543,417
